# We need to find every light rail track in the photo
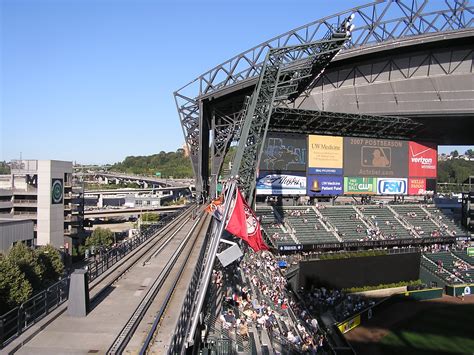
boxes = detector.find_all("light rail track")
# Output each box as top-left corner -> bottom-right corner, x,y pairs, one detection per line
106,209 -> 210,354
88,205 -> 198,300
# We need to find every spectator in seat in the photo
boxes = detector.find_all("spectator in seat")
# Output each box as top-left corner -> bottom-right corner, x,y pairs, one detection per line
239,318 -> 249,340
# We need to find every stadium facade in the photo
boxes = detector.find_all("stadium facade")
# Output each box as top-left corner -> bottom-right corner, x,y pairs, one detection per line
174,0 -> 474,199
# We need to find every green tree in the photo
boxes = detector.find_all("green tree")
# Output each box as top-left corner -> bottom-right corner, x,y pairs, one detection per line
141,212 -> 160,222
451,150 -> 459,158
111,149 -> 193,178
0,161 -> 10,174
86,227 -> 114,249
7,243 -> 44,291
438,159 -> 474,184
0,257 -> 33,314
465,149 -> 474,158
35,245 -> 64,284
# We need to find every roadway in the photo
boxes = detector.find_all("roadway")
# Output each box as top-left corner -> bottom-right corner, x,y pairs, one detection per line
85,205 -> 186,218
84,186 -> 191,195
87,172 -> 193,187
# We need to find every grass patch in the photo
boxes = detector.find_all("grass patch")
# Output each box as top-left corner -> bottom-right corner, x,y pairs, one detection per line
379,303 -> 474,354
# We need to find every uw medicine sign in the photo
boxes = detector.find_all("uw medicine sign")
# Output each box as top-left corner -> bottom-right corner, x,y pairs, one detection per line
307,135 -> 343,175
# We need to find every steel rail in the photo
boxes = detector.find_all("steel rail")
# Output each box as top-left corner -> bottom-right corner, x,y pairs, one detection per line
89,205 -> 197,298
106,209 -> 208,354
139,211 -> 210,355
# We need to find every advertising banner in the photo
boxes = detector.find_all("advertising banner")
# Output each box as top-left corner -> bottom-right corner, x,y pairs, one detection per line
343,137 -> 408,177
377,178 -> 408,195
307,175 -> 343,196
256,172 -> 306,195
337,315 -> 361,334
408,178 -> 427,195
51,178 -> 64,204
259,133 -> 307,172
344,177 -> 377,195
308,135 -> 343,175
408,141 -> 437,178
11,160 -> 38,173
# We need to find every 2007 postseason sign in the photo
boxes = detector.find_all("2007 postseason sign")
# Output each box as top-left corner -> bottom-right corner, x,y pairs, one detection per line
343,137 -> 408,178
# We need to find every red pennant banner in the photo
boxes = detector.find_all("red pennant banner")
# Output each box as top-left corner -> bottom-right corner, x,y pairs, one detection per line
225,188 -> 269,252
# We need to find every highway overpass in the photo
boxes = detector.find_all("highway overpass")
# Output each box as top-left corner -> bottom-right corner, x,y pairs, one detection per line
84,205 -> 187,218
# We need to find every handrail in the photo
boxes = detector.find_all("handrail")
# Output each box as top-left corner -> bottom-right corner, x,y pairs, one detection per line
0,206 -> 191,348
183,180 -> 237,349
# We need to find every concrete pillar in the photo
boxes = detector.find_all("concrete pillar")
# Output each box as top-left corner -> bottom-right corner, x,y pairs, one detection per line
67,269 -> 90,317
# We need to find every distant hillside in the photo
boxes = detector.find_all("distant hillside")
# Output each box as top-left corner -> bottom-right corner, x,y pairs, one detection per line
109,149 -> 474,183
111,149 -> 193,178
437,159 -> 474,184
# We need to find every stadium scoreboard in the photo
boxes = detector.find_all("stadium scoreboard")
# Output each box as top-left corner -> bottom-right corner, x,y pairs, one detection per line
256,133 -> 437,197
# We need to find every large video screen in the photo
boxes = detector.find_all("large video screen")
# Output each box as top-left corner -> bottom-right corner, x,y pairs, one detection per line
259,133 -> 307,172
256,133 -> 437,196
343,137 -> 408,178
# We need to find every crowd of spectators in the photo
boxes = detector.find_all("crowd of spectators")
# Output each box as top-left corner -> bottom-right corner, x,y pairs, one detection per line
422,242 -> 470,253
213,249 -> 328,353
298,287 -> 375,323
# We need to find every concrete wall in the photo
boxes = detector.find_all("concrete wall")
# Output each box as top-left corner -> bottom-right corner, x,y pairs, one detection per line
298,252 -> 421,289
0,219 -> 34,253
36,160 -> 72,248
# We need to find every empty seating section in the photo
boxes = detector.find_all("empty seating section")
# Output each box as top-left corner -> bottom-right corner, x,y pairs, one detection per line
362,206 -> 411,239
420,256 -> 455,284
424,252 -> 473,284
425,206 -> 466,236
257,204 -> 462,247
393,205 -> 442,237
256,207 -> 293,246
278,207 -> 339,245
319,207 -> 365,241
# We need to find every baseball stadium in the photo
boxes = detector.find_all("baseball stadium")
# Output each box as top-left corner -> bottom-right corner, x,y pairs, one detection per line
174,0 -> 474,354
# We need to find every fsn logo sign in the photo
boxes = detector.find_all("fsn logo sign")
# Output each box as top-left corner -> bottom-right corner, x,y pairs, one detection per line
377,178 -> 407,195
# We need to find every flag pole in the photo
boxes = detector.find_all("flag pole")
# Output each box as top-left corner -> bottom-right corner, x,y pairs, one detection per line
184,178 -> 237,349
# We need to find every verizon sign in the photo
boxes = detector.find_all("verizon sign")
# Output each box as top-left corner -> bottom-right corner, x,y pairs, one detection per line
408,142 -> 437,178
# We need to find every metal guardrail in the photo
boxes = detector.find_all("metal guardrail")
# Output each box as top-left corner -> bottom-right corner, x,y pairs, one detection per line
0,206 -> 190,348
0,277 -> 70,347
86,206 -> 189,283
12,200 -> 37,204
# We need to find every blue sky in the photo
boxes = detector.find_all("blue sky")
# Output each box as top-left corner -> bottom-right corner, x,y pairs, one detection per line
1,0 -> 471,164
